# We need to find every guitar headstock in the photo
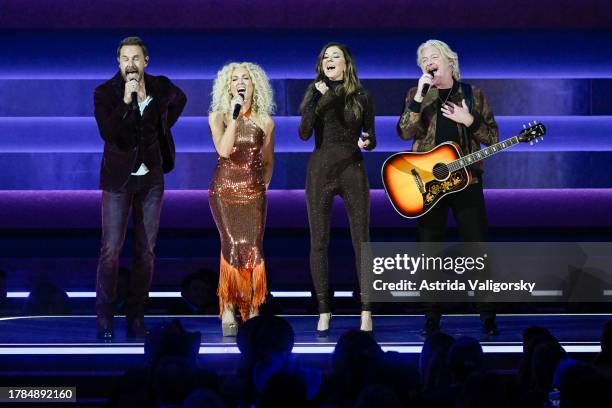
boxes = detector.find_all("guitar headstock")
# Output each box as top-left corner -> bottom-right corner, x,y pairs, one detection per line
518,121 -> 546,145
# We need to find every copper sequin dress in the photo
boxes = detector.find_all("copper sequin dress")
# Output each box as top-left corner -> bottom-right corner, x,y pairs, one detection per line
209,115 -> 267,320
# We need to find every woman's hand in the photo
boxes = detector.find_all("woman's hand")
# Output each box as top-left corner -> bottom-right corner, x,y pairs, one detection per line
314,81 -> 329,95
358,132 -> 371,149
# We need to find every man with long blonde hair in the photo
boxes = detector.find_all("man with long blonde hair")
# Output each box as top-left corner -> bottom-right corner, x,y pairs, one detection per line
398,39 -> 500,337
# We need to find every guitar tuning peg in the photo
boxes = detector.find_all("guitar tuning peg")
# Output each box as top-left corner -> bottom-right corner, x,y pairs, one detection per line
534,120 -> 538,124
523,124 -> 527,129
528,121 -> 533,126
535,139 -> 539,143
540,137 -> 544,141
530,141 -> 534,146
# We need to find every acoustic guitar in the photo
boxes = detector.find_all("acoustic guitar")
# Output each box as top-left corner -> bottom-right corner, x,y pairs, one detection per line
382,122 -> 546,219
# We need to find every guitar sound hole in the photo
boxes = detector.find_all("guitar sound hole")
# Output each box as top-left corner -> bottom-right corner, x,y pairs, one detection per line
432,163 -> 450,180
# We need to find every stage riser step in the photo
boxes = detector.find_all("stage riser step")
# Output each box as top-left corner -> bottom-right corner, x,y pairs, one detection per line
1,116 -> 609,153
2,79 -> 612,117
2,30 -> 612,77
0,151 -> 608,190
0,189 -> 610,229
0,257 -> 356,290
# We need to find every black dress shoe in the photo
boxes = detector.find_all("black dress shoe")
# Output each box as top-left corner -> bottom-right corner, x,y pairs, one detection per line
96,315 -> 114,341
96,328 -> 114,341
482,319 -> 499,336
126,319 -> 148,338
421,318 -> 440,336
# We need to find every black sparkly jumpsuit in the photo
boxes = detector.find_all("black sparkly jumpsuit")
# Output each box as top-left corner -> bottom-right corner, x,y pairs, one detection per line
298,81 -> 376,313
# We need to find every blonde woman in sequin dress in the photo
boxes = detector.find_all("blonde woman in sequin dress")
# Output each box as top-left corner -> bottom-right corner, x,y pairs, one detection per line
208,62 -> 275,336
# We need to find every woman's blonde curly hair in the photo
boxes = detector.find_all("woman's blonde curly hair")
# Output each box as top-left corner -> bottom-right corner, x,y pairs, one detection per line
210,62 -> 275,126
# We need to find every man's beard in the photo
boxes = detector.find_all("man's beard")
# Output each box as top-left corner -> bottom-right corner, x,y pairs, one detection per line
123,68 -> 142,82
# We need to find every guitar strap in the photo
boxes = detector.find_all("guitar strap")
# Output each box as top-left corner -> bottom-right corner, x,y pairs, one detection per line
460,82 -> 473,112
460,82 -> 474,156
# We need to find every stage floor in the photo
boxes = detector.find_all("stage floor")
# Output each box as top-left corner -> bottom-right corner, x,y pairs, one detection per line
0,314 -> 607,355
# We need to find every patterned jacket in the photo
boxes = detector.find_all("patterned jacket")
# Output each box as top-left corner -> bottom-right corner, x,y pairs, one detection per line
396,82 -> 499,176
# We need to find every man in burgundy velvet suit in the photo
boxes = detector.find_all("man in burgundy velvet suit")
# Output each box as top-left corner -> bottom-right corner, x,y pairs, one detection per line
93,37 -> 186,340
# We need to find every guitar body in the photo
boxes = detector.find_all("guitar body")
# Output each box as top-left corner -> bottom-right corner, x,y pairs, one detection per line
382,123 -> 546,219
381,142 -> 471,219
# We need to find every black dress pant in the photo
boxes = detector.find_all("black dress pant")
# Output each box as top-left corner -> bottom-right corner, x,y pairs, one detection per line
96,169 -> 164,323
417,181 -> 495,322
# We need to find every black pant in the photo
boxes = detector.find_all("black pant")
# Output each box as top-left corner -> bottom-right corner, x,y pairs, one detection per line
96,169 -> 164,323
417,182 -> 495,322
306,147 -> 371,313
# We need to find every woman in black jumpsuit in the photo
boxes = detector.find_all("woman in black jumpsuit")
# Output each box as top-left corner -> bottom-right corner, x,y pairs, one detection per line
298,43 -> 376,335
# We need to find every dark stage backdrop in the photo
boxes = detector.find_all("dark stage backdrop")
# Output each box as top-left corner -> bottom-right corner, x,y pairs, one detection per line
1,0 -> 612,29
0,0 -> 610,293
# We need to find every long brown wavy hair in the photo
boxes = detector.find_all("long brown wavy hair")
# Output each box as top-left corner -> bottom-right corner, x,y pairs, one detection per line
299,42 -> 364,120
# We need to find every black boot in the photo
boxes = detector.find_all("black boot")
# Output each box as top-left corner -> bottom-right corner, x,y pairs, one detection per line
482,318 -> 499,336
421,317 -> 440,336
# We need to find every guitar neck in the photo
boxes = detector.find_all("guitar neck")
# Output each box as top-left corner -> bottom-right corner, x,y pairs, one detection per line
448,136 -> 520,172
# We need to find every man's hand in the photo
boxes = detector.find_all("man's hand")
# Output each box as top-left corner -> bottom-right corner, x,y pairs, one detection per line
441,99 -> 474,127
123,79 -> 140,105
414,72 -> 434,103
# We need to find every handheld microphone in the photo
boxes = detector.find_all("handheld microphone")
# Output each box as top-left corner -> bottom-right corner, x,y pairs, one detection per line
421,70 -> 436,97
232,91 -> 245,120
126,73 -> 139,111
131,91 -> 138,111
